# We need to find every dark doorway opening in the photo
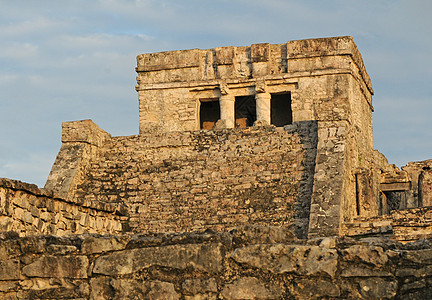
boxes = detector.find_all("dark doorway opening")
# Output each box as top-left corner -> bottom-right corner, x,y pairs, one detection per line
379,190 -> 407,215
235,95 -> 256,128
271,93 -> 292,127
200,99 -> 220,130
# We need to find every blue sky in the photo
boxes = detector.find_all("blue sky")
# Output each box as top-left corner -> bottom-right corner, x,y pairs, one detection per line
1,0 -> 431,187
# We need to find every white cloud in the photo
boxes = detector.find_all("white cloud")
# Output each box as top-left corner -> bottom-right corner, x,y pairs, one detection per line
0,18 -> 63,38
0,42 -> 39,59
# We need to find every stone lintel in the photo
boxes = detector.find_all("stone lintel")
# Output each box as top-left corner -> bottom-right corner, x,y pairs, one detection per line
380,182 -> 411,192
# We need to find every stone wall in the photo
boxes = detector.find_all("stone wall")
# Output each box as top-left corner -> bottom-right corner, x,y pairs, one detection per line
403,159 -> 432,207
42,37 -> 380,238
343,206 -> 432,243
65,121 -> 318,238
45,120 -> 111,200
0,178 -> 127,237
136,36 -> 373,134
1,230 -> 432,299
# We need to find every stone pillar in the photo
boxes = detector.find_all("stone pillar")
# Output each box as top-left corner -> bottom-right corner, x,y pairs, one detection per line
44,120 -> 110,199
219,94 -> 235,129
255,92 -> 271,125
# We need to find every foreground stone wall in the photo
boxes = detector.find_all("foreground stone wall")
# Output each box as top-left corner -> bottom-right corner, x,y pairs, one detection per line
0,178 -> 127,237
69,122 -> 317,238
1,229 -> 432,299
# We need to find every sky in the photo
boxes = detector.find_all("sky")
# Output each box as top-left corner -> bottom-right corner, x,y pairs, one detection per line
1,0 -> 431,187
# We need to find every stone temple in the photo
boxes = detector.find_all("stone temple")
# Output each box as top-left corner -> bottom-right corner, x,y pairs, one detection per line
2,36 -> 432,298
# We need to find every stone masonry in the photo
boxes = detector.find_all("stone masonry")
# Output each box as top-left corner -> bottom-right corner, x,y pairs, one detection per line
0,178 -> 127,237
2,230 -> 432,299
44,36 -> 381,239
2,36 -> 432,298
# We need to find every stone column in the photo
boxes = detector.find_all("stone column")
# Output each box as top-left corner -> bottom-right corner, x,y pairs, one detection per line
219,94 -> 235,129
255,92 -> 271,125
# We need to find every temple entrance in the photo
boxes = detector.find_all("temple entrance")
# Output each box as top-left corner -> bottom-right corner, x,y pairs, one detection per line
200,99 -> 220,130
271,93 -> 292,127
235,95 -> 256,128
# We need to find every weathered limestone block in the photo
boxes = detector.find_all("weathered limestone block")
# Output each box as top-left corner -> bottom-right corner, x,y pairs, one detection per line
81,235 -> 130,254
17,280 -> 89,299
231,244 -> 338,277
0,281 -> 17,293
395,264 -> 432,278
148,281 -> 180,300
0,239 -> 21,261
290,278 -> 340,298
22,255 -> 89,278
231,225 -> 296,245
340,265 -> 393,277
359,278 -> 398,299
93,243 -> 223,275
46,244 -> 78,255
220,277 -> 281,300
0,259 -> 20,280
90,277 -> 148,300
182,278 -> 217,299
342,245 -> 388,266
399,248 -> 432,264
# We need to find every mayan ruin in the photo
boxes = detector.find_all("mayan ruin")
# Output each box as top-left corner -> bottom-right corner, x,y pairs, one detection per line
2,36 -> 432,299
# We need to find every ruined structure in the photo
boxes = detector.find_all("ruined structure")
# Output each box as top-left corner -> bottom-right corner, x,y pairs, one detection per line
2,36 -> 432,298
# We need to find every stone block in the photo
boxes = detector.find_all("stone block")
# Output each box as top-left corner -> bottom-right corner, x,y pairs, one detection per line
359,278 -> 398,299
0,259 -> 20,280
182,278 -> 218,295
46,244 -> 78,255
29,205 -> 40,218
19,236 -> 46,254
342,245 -> 388,266
340,265 -> 393,277
39,211 -> 51,222
13,195 -> 29,209
93,243 -> 223,275
22,210 -> 33,224
148,281 -> 179,300
90,277 -> 148,300
0,239 -> 21,260
220,277 -> 281,300
81,235 -> 129,254
290,278 -> 340,298
17,281 -> 89,299
22,255 -> 89,278
231,244 -> 338,277
251,43 -> 270,62
400,249 -> 432,264
0,281 -> 17,292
